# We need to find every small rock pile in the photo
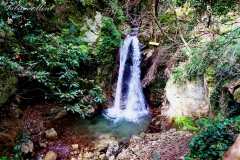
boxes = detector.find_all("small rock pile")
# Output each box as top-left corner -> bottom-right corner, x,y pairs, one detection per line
78,129 -> 193,160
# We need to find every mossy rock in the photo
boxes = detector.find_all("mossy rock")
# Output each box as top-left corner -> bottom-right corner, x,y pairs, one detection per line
0,68 -> 18,107
204,66 -> 215,87
234,88 -> 240,103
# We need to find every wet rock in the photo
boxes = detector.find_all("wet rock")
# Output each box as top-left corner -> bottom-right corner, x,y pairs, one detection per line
44,151 -> 58,160
45,128 -> 57,140
21,140 -> 34,154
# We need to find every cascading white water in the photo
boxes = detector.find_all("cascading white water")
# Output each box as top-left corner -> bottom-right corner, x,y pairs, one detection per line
104,35 -> 149,122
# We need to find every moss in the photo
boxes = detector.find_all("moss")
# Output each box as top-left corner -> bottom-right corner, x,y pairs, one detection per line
204,66 -> 215,87
233,88 -> 240,103
174,116 -> 199,132
0,68 -> 18,107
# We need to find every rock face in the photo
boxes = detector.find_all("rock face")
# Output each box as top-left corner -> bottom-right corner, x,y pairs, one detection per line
81,11 -> 102,45
163,79 -> 209,118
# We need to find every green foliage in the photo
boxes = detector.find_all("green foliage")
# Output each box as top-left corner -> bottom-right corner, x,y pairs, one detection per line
172,27 -> 240,111
0,1 -> 105,117
165,0 -> 239,15
0,157 -> 8,160
227,93 -> 240,118
186,117 -> 240,159
174,117 -> 199,132
195,117 -> 212,128
101,0 -> 125,21
13,129 -> 30,160
189,0 -> 239,15
171,67 -> 185,84
79,0 -> 92,6
0,150 -> 9,160
0,68 -> 18,107
97,17 -> 121,65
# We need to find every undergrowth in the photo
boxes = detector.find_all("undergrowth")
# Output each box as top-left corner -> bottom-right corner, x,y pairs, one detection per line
170,27 -> 240,159
186,116 -> 240,159
174,117 -> 199,132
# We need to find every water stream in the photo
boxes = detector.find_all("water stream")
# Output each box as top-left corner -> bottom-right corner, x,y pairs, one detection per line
35,34 -> 151,159
104,35 -> 149,122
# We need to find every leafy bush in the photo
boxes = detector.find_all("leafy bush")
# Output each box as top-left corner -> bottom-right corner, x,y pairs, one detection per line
186,117 -> 240,159
174,116 -> 199,132
97,17 -> 121,65
171,27 -> 240,112
0,1 -> 105,116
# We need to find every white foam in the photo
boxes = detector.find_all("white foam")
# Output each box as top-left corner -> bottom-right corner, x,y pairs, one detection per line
104,35 -> 149,123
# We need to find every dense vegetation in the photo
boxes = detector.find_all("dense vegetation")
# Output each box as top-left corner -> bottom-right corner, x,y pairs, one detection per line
0,0 -> 240,159
167,1 -> 240,159
0,0 -> 123,117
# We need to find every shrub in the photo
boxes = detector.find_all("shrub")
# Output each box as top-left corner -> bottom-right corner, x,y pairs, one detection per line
174,116 -> 199,132
186,117 -> 240,159
96,17 -> 121,65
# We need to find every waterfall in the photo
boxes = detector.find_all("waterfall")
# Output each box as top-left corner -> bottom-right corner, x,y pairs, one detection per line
104,35 -> 149,122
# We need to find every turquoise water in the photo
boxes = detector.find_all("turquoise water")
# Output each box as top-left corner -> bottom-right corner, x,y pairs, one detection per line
72,114 -> 151,141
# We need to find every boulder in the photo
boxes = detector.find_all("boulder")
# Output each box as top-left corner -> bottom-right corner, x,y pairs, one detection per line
163,79 -> 209,118
44,151 -> 58,160
45,128 -> 57,140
